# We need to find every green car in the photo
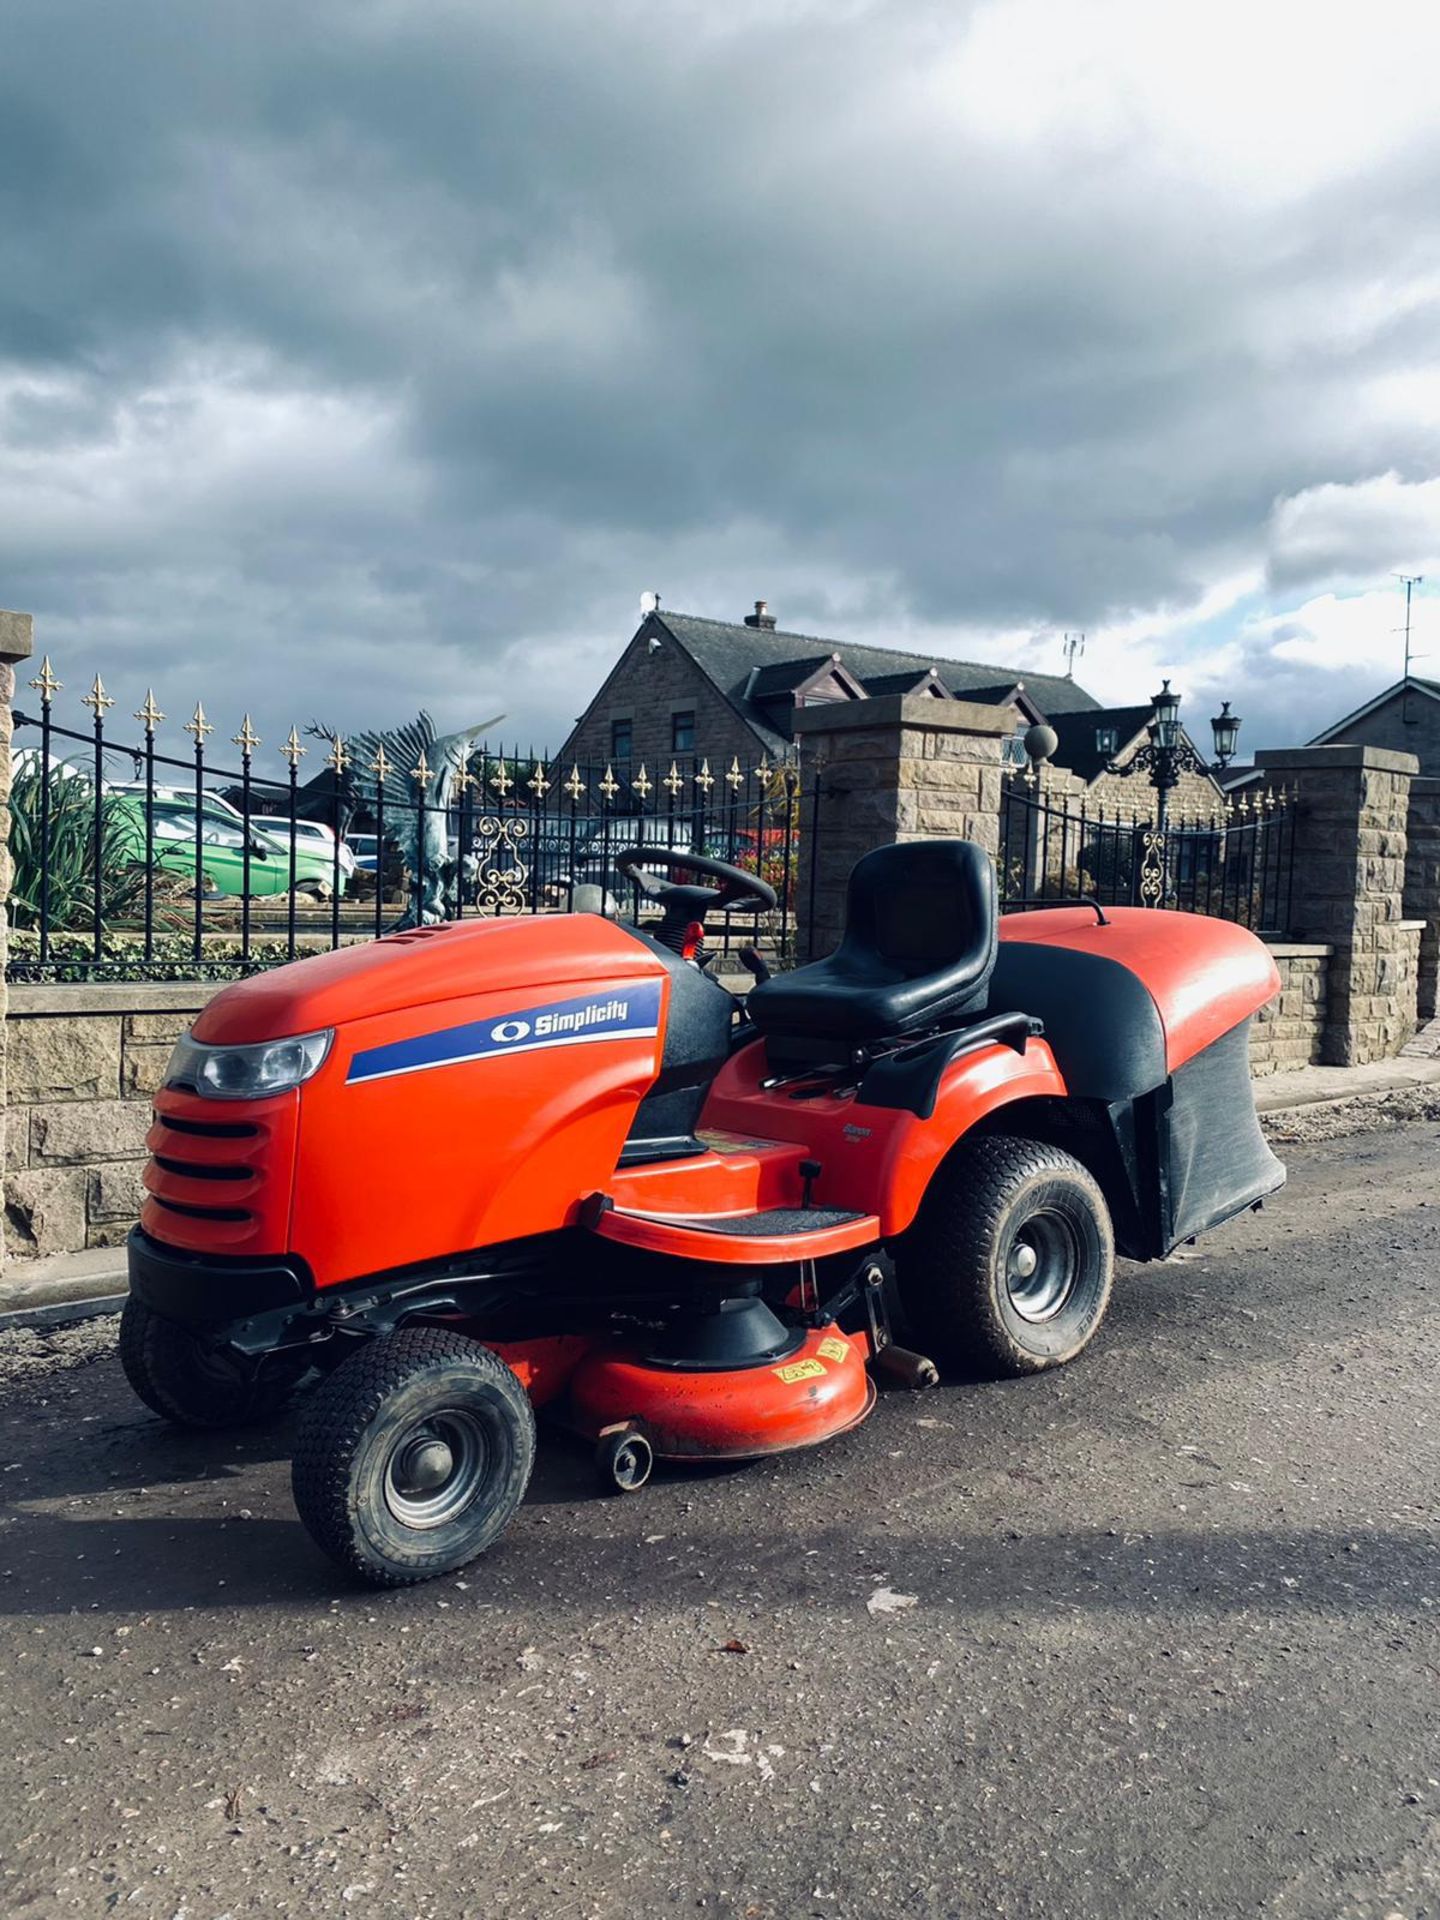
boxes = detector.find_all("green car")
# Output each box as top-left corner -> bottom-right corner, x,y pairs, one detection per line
112,794 -> 345,899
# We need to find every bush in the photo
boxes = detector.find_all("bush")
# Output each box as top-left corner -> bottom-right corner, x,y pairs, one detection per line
7,760 -> 154,933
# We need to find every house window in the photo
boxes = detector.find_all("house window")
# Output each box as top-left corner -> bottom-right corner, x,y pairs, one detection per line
671,710 -> 695,754
1095,726 -> 1120,756
611,718 -> 633,761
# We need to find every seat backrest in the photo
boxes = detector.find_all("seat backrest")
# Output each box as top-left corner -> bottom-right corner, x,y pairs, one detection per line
839,839 -> 997,984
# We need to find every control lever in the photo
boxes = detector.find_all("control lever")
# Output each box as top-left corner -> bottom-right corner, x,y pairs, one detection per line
738,944 -> 772,986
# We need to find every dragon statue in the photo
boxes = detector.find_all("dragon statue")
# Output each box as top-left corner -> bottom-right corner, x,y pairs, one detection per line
309,710 -> 503,928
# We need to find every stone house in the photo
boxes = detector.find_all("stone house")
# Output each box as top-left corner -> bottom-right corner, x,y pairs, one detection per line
1308,675 -> 1440,772
1043,704 -> 1224,814
557,601 -> 1101,777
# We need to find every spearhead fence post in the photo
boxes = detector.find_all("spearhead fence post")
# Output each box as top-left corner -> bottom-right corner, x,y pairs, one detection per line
0,611 -> 37,1272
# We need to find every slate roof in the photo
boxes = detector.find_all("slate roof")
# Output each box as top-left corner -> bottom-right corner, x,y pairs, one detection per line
747,654 -> 837,699
653,611 -> 1100,753
860,668 -> 946,697
1046,706 -> 1155,783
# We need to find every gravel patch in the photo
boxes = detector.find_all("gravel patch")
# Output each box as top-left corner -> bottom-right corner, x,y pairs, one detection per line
1262,1078 -> 1440,1144
0,1312 -> 119,1385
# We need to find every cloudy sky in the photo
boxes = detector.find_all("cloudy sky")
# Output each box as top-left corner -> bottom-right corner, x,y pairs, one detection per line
4,0 -> 1440,775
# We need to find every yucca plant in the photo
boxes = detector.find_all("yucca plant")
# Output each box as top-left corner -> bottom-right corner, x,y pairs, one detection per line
7,758 -> 152,932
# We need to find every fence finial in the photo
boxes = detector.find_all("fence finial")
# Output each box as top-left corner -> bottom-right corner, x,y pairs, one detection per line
329,735 -> 352,776
695,758 -> 715,795
82,675 -> 114,718
282,726 -> 307,768
371,742 -> 392,784
527,760 -> 551,797
233,714 -> 260,757
135,689 -> 164,733
184,700 -> 213,743
409,747 -> 430,787
633,763 -> 652,800
30,656 -> 61,701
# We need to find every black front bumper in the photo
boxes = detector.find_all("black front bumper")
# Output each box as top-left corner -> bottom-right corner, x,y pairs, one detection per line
127,1228 -> 314,1333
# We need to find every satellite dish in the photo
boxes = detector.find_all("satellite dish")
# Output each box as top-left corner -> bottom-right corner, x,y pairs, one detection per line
640,590 -> 660,616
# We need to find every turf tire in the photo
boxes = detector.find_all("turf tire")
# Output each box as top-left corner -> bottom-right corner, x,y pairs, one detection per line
119,1295 -> 303,1429
291,1328 -> 535,1587
896,1136 -> 1114,1377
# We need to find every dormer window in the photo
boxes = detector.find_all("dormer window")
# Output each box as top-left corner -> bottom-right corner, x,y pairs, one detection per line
1095,725 -> 1120,756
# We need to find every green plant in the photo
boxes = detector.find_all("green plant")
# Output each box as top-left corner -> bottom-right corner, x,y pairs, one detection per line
7,760 -> 153,932
5,928 -> 341,984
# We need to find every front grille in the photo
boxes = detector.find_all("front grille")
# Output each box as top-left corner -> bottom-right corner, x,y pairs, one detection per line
153,1113 -> 259,1141
151,1153 -> 252,1183
146,1106 -> 266,1233
150,1195 -> 253,1224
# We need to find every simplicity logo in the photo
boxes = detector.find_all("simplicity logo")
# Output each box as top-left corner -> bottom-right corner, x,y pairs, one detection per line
492,997 -> 631,1045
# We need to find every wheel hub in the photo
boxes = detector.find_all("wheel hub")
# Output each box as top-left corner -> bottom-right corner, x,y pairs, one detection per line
383,1412 -> 489,1528
398,1436 -> 454,1492
1005,1214 -> 1078,1324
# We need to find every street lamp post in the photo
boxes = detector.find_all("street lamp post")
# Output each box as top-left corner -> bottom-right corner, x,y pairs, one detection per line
1106,679 -> 1242,831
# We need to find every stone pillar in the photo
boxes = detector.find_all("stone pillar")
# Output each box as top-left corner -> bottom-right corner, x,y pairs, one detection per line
1256,743 -> 1418,1065
794,694 -> 1012,961
0,611 -> 35,1273
1403,776 -> 1440,1022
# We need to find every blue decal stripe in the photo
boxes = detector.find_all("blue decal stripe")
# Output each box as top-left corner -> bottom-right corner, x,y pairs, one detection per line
350,1023 -> 660,1084
346,978 -> 664,1085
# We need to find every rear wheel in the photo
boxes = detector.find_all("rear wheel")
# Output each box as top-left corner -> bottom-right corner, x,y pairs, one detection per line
119,1296 -> 304,1429
291,1329 -> 535,1587
895,1137 -> 1114,1377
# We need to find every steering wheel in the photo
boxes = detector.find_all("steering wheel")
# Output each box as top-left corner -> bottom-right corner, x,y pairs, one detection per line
614,846 -> 777,956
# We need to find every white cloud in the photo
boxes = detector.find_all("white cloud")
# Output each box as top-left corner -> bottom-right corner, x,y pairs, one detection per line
1268,474 -> 1440,593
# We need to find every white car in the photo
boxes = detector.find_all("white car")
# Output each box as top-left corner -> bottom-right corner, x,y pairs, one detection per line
264,817 -> 358,878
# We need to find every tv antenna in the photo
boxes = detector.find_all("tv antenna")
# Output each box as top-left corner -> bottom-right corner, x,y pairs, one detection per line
1062,632 -> 1086,677
1397,574 -> 1427,724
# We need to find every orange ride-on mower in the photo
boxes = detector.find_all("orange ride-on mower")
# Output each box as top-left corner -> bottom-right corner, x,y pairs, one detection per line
121,840 -> 1284,1585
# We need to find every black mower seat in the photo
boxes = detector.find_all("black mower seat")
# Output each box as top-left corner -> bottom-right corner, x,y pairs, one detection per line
748,839 -> 997,1047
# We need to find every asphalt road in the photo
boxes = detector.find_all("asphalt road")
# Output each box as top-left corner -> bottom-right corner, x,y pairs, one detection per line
2,1122 -> 1438,1920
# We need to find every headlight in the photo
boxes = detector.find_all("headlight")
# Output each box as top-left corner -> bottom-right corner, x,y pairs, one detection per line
165,1029 -> 333,1100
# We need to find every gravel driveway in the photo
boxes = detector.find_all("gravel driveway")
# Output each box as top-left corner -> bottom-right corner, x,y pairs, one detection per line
1,1119 -> 1437,1919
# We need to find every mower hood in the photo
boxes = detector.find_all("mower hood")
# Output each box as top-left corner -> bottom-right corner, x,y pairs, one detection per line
192,915 -> 668,1047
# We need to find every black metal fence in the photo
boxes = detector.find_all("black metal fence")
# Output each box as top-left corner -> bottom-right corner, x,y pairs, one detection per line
999,771 -> 1296,933
8,659 -> 809,982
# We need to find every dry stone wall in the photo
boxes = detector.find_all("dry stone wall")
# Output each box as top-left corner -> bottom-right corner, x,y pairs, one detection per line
1248,946 -> 1330,1076
4,985 -> 216,1259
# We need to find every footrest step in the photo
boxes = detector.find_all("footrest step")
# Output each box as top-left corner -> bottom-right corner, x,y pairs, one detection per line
581,1198 -> 880,1265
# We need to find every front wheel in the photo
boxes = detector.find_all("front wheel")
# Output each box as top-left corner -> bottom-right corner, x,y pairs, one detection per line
895,1137 -> 1114,1377
119,1296 -> 304,1429
291,1329 -> 536,1587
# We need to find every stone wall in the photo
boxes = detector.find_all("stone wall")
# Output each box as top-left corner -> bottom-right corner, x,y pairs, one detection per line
1255,744 -> 1420,1065
794,694 -> 1011,960
4,984 -> 216,1259
1249,945 -> 1330,1076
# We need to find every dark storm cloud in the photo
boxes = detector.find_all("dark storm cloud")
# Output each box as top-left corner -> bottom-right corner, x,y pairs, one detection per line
3,0 -> 1440,764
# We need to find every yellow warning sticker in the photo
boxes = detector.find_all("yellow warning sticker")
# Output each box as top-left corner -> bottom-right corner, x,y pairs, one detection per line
774,1358 -> 826,1384
817,1336 -> 850,1364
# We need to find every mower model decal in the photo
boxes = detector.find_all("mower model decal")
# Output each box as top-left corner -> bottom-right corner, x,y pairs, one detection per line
345,979 -> 664,1085
774,1357 -> 826,1384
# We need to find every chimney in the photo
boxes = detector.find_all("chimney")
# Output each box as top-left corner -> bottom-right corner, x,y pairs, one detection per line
744,599 -> 777,631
